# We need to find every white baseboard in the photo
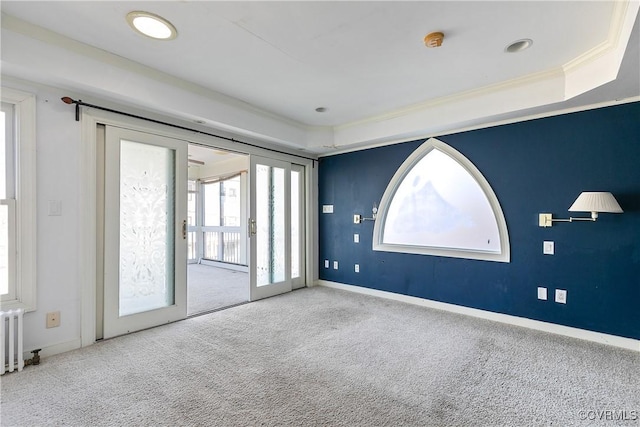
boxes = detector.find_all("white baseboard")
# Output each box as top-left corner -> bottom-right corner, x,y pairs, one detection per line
22,338 -> 82,361
317,280 -> 640,352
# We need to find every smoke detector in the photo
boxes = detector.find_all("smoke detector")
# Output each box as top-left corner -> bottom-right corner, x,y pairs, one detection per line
424,32 -> 444,48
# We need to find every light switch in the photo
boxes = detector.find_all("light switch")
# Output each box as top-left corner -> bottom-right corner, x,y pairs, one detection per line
354,234 -> 360,243
555,289 -> 567,304
537,287 -> 547,300
48,200 -> 62,216
543,241 -> 554,255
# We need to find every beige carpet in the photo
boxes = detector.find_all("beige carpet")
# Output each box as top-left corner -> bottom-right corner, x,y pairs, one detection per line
187,264 -> 248,315
1,286 -> 638,426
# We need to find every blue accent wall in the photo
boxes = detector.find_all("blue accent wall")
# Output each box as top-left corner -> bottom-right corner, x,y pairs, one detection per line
318,102 -> 640,340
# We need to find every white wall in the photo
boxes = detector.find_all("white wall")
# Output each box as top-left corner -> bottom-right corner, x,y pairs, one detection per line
3,79 -> 85,356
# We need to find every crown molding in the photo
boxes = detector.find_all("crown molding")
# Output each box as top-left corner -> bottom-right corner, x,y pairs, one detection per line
319,96 -> 640,158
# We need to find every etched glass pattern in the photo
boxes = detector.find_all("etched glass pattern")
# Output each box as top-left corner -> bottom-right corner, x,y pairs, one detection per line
119,140 -> 175,316
256,164 -> 285,286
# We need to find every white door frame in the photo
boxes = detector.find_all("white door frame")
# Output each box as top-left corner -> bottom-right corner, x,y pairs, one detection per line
79,108 -> 317,348
291,163 -> 306,289
249,155 -> 291,301
102,125 -> 187,338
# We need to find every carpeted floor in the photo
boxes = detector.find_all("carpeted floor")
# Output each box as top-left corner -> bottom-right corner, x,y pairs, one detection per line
1,286 -> 638,426
187,264 -> 248,315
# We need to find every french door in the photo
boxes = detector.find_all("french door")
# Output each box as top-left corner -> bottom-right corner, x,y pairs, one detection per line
103,126 -> 187,339
249,156 -> 291,301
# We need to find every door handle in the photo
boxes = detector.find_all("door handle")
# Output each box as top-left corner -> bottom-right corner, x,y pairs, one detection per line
248,218 -> 257,236
182,220 -> 187,240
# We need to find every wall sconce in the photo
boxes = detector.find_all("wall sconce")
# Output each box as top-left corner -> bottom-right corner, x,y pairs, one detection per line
539,192 -> 623,227
354,204 -> 378,224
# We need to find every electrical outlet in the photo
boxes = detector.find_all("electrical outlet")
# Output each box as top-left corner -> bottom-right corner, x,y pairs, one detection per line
555,289 -> 567,304
354,234 -> 359,243
353,214 -> 362,224
333,261 -> 339,270
324,260 -> 329,268
46,311 -> 60,328
355,264 -> 360,273
322,205 -> 334,214
543,241 -> 555,255
537,287 -> 547,300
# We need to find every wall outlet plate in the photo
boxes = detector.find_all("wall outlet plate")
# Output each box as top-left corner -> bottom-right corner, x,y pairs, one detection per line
324,260 -> 329,268
322,205 -> 334,214
333,261 -> 339,270
353,214 -> 362,224
46,311 -> 60,328
354,233 -> 359,243
355,264 -> 360,273
537,287 -> 547,300
555,289 -> 567,304
543,241 -> 555,255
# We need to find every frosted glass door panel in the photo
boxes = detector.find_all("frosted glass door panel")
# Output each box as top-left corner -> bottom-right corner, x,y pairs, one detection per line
290,164 -> 306,288
103,125 -> 186,339
249,156 -> 291,301
256,164 -> 286,287
291,170 -> 300,279
119,140 -> 175,316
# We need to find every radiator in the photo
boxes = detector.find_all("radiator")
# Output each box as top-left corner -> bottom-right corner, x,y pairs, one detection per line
1,309 -> 24,374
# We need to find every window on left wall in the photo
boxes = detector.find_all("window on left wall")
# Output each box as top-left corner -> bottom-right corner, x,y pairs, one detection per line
1,88 -> 36,311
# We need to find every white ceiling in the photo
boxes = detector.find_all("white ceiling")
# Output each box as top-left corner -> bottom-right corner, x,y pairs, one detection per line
1,1 -> 639,154
188,144 -> 245,167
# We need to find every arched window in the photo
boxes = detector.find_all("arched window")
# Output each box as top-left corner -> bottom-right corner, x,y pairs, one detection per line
373,138 -> 510,262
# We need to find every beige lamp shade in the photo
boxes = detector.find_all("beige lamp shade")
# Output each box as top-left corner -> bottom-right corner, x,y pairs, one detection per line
568,192 -> 623,214
539,192 -> 622,227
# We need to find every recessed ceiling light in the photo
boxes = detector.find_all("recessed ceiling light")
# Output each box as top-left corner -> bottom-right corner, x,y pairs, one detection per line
505,39 -> 533,53
315,107 -> 327,113
127,11 -> 177,40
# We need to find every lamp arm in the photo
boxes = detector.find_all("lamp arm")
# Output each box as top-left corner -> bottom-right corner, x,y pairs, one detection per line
355,204 -> 379,224
539,213 -> 597,227
568,217 -> 596,222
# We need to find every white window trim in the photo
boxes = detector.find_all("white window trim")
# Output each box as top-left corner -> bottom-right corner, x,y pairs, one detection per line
1,87 -> 37,311
373,137 -> 510,263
